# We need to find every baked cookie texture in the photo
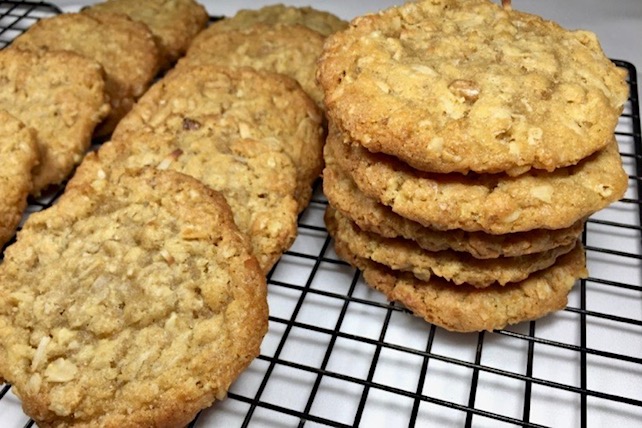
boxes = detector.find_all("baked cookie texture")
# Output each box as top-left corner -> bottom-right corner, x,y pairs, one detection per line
209,4 -> 348,36
323,161 -> 585,259
326,129 -> 627,234
326,206 -> 576,287
0,167 -> 268,427
181,23 -> 326,105
86,0 -> 209,69
319,0 -> 628,331
112,65 -> 324,214
0,48 -> 109,195
335,238 -> 587,333
0,110 -> 39,248
11,11 -> 160,136
317,0 -> 629,175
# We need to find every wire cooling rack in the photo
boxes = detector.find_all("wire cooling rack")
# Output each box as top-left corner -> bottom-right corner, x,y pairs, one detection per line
1,2 -> 641,427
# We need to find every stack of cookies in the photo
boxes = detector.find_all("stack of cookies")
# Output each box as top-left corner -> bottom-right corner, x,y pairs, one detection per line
317,0 -> 630,332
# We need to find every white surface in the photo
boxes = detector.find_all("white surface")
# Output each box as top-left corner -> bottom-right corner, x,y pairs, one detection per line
2,1 -> 641,427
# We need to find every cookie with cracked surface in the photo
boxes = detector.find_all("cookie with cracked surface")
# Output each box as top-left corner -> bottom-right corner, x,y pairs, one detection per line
317,0 -> 628,175
0,167 -> 268,427
86,0 -> 209,69
326,206 -> 575,287
210,4 -> 347,36
0,111 -> 39,248
69,129 -> 299,274
113,64 -> 324,213
12,11 -> 160,136
333,236 -> 587,332
0,48 -> 109,195
181,23 -> 326,105
326,127 -> 628,234
323,162 -> 585,259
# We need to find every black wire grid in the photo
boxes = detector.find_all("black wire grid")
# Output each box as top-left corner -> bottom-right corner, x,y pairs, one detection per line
1,2 -> 641,427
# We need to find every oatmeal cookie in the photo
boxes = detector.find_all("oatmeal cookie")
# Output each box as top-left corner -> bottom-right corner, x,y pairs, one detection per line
69,132 -> 298,274
317,0 -> 628,175
0,48 -> 109,195
323,162 -> 585,258
0,167 -> 268,427
181,23 -> 325,105
113,65 -> 324,213
0,111 -> 39,248
12,11 -> 160,136
86,0 -> 209,69
334,238 -> 587,332
326,206 -> 575,287
326,128 -> 628,234
210,4 -> 347,36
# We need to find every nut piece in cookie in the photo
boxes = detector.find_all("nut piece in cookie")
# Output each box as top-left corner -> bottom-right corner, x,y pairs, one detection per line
0,48 -> 109,195
0,167 -> 268,427
0,110 -> 39,248
11,11 -> 160,136
86,0 -> 209,69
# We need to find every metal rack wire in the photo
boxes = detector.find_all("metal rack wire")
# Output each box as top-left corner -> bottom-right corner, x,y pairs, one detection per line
0,3 -> 641,427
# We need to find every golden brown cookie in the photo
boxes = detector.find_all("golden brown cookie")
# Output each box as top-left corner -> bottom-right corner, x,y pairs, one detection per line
334,237 -> 587,332
317,0 -> 628,175
0,48 -> 109,195
181,23 -> 326,105
113,65 -> 324,213
69,131 -> 299,274
86,0 -> 209,69
210,4 -> 348,36
326,127 -> 628,234
323,160 -> 585,258
0,167 -> 268,427
0,110 -> 39,248
11,11 -> 160,136
326,206 -> 575,287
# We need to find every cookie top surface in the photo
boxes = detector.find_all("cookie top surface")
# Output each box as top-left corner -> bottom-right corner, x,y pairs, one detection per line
182,23 -> 326,105
317,0 -> 629,174
71,130 -> 299,274
210,4 -> 348,36
326,127 -> 628,234
12,11 -> 160,134
113,64 -> 324,212
87,0 -> 209,67
0,48 -> 109,194
0,110 -> 39,248
0,167 -> 268,427
326,206 -> 575,287
334,237 -> 586,332
323,161 -> 584,259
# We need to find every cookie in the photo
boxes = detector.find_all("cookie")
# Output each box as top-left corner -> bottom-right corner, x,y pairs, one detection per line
317,0 -> 629,175
11,11 -> 160,136
181,23 -> 326,105
0,167 -> 268,427
334,237 -> 587,332
0,110 -> 39,248
323,162 -> 585,258
210,4 -> 348,37
326,206 -> 575,287
326,127 -> 628,234
113,64 -> 324,213
0,48 -> 109,195
86,0 -> 209,69
69,131 -> 299,274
